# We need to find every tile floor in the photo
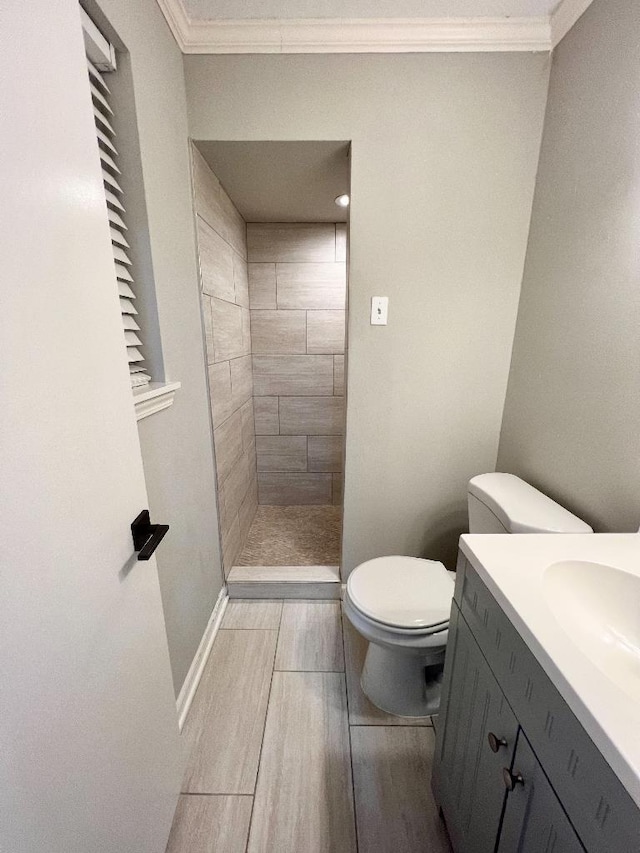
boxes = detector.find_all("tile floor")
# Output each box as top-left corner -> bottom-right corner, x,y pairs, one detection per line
166,598 -> 452,853
237,505 -> 342,566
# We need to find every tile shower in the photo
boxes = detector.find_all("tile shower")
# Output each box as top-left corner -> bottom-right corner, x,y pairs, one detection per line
191,146 -> 347,573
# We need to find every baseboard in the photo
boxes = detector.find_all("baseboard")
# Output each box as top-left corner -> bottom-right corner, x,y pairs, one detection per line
176,586 -> 228,730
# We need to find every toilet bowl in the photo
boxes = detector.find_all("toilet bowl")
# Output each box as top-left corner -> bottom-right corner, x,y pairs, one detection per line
344,473 -> 593,718
343,556 -> 454,717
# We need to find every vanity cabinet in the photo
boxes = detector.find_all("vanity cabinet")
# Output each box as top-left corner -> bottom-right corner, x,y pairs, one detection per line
432,554 -> 640,853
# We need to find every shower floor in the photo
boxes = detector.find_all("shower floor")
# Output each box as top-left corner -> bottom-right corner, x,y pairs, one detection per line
238,505 -> 342,567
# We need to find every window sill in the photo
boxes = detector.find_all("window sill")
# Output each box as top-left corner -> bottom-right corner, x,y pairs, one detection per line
133,381 -> 181,421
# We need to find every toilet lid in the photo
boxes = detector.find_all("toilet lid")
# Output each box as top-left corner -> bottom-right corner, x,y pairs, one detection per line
347,556 -> 454,629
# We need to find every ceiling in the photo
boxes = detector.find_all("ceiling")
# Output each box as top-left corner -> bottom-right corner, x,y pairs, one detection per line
194,141 -> 351,223
184,1 -> 559,19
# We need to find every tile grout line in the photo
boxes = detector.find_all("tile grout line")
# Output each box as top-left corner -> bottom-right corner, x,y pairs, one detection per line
339,605 -> 361,853
243,599 -> 283,853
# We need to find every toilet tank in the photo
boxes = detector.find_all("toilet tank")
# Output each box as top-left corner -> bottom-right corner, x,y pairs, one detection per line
467,473 -> 593,534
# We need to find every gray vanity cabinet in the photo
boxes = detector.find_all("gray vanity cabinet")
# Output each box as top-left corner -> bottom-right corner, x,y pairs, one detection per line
433,606 -> 518,853
498,731 -> 584,853
432,555 -> 640,853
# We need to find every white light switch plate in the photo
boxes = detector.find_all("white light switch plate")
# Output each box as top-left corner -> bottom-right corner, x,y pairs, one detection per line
371,296 -> 388,325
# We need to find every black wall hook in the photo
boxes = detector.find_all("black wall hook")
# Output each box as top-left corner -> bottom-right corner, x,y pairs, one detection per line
131,510 -> 169,561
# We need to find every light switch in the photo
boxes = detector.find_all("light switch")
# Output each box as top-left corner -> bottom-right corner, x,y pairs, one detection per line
371,296 -> 388,325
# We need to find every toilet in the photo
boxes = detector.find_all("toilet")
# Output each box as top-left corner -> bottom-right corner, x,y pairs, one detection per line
343,473 -> 593,717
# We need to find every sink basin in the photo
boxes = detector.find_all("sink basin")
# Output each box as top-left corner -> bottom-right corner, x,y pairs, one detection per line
544,560 -> 640,702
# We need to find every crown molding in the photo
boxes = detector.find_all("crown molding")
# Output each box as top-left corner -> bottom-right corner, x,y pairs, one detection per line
157,2 -> 551,54
550,0 -> 595,47
157,0 -> 597,55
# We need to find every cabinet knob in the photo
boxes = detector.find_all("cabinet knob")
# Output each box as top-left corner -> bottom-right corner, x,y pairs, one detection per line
488,732 -> 508,753
502,768 -> 525,791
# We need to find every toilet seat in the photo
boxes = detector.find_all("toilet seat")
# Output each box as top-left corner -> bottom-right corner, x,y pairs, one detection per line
347,556 -> 454,630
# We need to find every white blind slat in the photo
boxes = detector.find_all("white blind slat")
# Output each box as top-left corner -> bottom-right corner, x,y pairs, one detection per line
131,373 -> 151,387
89,81 -> 113,115
126,347 -> 144,363
122,315 -> 141,331
107,208 -> 127,231
105,189 -> 125,212
119,297 -> 138,315
113,245 -> 132,265
110,226 -> 129,248
93,106 -> 116,136
99,148 -> 120,175
87,58 -> 111,93
102,169 -> 123,195
86,19 -> 151,389
96,126 -> 118,156
115,262 -> 134,283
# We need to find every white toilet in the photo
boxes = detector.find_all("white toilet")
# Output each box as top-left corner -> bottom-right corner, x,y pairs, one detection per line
343,473 -> 593,718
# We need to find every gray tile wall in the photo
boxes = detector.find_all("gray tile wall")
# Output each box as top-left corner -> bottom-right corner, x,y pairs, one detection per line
248,224 -> 347,506
192,146 -> 257,573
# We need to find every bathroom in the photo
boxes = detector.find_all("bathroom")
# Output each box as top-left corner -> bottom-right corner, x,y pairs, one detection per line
5,0 -> 640,851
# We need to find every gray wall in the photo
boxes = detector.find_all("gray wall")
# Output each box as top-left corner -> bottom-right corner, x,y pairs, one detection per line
497,0 -> 640,533
89,0 -> 224,694
184,53 -> 549,571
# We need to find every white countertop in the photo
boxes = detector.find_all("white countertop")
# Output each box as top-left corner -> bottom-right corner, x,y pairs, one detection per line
459,532 -> 640,806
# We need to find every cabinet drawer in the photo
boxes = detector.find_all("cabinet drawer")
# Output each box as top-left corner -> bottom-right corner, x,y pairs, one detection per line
458,558 -> 640,853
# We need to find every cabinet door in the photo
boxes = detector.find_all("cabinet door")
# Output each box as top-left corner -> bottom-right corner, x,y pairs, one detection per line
433,606 -> 519,853
498,731 -> 585,853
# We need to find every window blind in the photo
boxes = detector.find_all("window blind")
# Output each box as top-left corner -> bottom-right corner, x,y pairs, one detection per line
83,16 -> 151,388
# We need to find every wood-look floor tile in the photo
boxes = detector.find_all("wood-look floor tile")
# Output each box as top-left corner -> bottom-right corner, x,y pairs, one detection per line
165,795 -> 252,853
221,599 -> 283,630
343,619 -> 432,726
182,629 -> 277,794
351,727 -> 452,853
275,600 -> 344,671
247,672 -> 356,853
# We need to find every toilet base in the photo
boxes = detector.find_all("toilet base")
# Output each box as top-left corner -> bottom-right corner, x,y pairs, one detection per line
360,641 -> 445,717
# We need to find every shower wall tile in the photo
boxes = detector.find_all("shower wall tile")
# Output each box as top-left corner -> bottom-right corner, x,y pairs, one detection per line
254,397 -> 279,435
256,436 -> 308,472
192,146 -> 246,260
247,223 -> 336,263
248,263 -> 277,309
201,295 -> 214,364
335,224 -> 347,262
253,355 -> 334,397
279,397 -> 345,436
214,409 -> 244,484
208,361 -> 233,429
258,473 -> 333,505
306,310 -> 345,354
332,474 -> 344,506
333,356 -> 345,396
192,145 -> 256,572
212,298 -> 244,362
240,398 -> 255,449
233,252 -> 250,307
251,310 -> 306,355
308,436 -> 343,473
198,217 -> 235,303
276,263 -> 346,310
230,355 -> 253,411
